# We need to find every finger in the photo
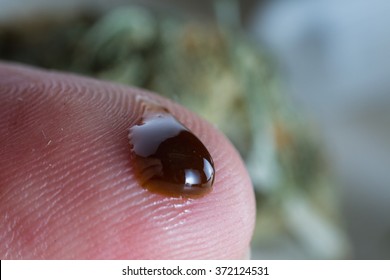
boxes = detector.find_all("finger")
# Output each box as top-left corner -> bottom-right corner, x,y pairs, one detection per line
0,62 -> 255,259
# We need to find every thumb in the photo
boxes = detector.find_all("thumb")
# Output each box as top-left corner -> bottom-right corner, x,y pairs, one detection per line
0,62 -> 255,259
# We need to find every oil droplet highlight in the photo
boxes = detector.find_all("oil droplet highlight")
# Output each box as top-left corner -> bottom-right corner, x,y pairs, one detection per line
128,102 -> 215,198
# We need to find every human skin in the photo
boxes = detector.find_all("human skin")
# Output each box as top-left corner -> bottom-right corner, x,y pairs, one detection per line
0,62 -> 255,259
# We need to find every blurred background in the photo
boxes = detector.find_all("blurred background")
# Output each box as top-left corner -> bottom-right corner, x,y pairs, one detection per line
1,0 -> 389,259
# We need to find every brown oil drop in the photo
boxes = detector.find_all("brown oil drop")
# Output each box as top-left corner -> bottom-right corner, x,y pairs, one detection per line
128,102 -> 215,198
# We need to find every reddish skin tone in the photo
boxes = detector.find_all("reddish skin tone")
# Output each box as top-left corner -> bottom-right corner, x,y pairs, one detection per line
0,62 -> 255,259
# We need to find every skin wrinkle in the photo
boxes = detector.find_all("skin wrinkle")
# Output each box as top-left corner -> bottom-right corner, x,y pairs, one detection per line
0,62 -> 255,259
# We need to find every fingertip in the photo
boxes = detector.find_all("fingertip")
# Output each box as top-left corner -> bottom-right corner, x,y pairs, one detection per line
0,62 -> 255,259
